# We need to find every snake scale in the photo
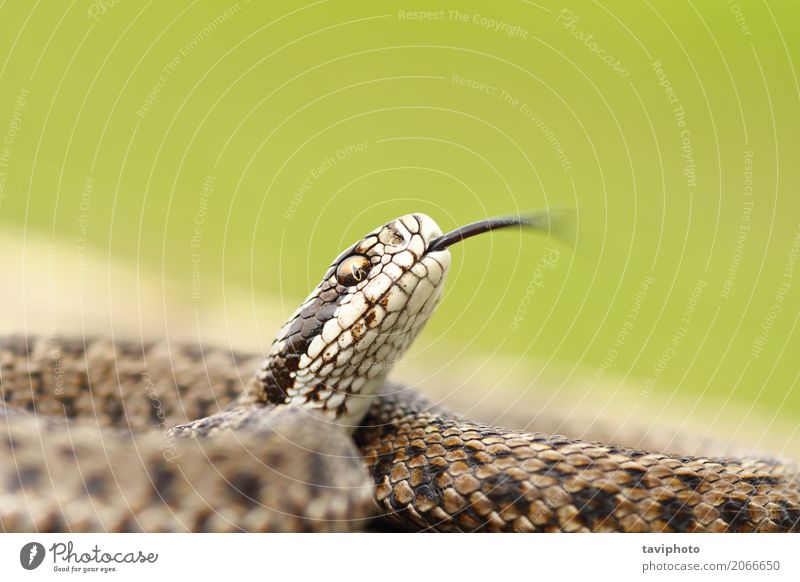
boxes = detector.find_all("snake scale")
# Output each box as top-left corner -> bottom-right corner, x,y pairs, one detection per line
1,213 -> 799,533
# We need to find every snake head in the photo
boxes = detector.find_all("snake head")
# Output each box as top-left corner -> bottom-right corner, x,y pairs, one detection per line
248,211 -> 552,429
250,214 -> 450,428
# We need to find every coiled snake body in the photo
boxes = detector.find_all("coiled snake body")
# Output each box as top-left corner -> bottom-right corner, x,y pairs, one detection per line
1,213 -> 798,532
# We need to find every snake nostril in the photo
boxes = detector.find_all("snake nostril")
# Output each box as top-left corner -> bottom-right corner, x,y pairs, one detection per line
378,225 -> 408,247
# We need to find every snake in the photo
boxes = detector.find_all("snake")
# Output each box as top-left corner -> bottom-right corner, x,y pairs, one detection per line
1,212 -> 799,533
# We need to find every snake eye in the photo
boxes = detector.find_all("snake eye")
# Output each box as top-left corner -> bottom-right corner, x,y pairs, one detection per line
336,255 -> 370,286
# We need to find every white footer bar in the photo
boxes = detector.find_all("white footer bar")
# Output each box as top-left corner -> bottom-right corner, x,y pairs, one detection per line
1,533 -> 797,581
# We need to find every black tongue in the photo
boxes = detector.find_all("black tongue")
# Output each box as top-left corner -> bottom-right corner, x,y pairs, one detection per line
427,211 -> 554,252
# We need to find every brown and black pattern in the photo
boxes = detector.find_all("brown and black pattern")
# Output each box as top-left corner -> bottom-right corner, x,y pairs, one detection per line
1,336 -> 373,532
356,385 -> 800,532
0,334 -> 252,428
1,402 -> 372,532
248,278 -> 346,407
243,238 -> 370,409
2,335 -> 800,532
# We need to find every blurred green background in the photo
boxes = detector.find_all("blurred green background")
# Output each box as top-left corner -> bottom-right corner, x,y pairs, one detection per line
0,1 -> 798,447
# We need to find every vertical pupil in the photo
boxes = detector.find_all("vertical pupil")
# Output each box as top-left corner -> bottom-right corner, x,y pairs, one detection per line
337,256 -> 368,285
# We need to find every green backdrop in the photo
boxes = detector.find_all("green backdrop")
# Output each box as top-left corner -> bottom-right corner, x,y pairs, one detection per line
1,1 -> 798,444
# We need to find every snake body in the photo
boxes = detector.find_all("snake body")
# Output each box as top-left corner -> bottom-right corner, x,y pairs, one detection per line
1,213 -> 799,532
